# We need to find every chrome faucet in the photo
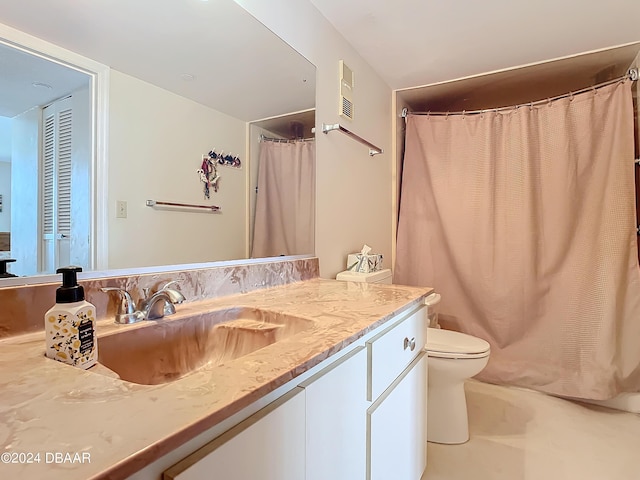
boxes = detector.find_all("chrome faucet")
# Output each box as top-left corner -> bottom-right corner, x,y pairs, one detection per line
139,291 -> 174,319
100,287 -> 144,324
101,281 -> 185,323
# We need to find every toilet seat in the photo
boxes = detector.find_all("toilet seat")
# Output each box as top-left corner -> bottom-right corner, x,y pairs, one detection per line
427,350 -> 489,360
426,328 -> 490,359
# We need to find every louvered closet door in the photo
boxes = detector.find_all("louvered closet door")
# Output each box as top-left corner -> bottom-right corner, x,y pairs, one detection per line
42,96 -> 73,273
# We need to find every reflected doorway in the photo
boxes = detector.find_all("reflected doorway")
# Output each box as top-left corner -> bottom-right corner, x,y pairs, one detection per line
0,42 -> 92,276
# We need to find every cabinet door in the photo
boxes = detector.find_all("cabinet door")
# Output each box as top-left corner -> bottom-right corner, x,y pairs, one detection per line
367,352 -> 427,480
301,346 -> 367,480
164,388 -> 305,480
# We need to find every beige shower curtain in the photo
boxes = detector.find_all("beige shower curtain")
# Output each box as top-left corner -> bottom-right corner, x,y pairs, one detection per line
252,140 -> 315,258
395,81 -> 640,400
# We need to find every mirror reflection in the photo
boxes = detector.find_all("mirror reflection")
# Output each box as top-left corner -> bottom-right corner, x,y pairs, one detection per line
0,45 -> 92,277
0,0 -> 316,280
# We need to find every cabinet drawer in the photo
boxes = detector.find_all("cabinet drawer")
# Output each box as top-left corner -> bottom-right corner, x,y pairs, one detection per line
367,305 -> 426,401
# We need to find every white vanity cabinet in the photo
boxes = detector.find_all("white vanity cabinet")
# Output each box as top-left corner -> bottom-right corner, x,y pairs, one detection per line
163,388 -> 306,480
366,306 -> 428,480
162,303 -> 428,480
300,346 -> 368,480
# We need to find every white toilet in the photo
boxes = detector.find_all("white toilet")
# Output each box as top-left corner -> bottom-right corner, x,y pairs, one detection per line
334,271 -> 489,445
425,293 -> 490,444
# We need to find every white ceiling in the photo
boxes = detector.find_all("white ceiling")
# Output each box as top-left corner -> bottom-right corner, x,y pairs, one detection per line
1,0 -> 637,123
309,0 -> 640,90
0,0 -> 315,123
0,43 -> 90,118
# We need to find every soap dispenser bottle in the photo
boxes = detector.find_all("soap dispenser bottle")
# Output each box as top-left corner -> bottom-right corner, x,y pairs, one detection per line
44,266 -> 98,369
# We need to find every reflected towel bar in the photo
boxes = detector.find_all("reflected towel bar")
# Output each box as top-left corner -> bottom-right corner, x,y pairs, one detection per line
146,200 -> 221,212
321,123 -> 383,156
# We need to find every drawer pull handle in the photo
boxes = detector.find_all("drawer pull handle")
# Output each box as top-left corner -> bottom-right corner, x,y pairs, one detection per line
403,337 -> 416,351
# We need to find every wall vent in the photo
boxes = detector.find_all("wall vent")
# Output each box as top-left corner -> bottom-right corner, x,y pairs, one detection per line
341,96 -> 353,120
339,60 -> 354,120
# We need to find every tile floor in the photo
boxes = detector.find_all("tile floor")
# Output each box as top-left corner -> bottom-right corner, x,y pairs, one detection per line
423,380 -> 640,480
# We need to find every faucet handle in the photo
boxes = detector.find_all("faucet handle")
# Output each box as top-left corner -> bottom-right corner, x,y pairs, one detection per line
161,280 -> 180,290
160,281 -> 185,304
101,287 -> 144,324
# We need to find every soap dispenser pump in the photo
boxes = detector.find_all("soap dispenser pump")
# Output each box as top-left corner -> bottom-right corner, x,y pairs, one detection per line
44,266 -> 98,369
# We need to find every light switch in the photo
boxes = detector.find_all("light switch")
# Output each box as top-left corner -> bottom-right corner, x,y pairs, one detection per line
116,200 -> 127,218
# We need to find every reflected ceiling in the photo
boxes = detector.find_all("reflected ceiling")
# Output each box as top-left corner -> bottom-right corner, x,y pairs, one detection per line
0,0 -> 315,122
0,43 -> 89,117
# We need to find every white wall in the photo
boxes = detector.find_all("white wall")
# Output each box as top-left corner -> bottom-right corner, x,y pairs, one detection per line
0,116 -> 10,163
70,86 -> 91,269
234,0 -> 393,278
107,71 -> 247,269
0,163 -> 10,232
0,117 -> 11,233
10,108 -> 40,275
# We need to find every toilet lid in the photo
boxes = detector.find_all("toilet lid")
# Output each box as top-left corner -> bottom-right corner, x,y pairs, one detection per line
426,328 -> 490,356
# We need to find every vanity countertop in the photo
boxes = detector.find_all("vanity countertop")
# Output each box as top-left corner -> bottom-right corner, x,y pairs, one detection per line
0,278 -> 431,479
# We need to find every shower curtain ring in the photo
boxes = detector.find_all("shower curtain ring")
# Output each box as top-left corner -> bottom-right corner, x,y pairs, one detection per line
569,91 -> 574,101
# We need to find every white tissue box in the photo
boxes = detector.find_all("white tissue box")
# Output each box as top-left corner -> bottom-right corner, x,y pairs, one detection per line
347,253 -> 383,273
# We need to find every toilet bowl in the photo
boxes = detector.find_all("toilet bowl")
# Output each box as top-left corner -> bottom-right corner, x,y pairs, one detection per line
426,326 -> 490,444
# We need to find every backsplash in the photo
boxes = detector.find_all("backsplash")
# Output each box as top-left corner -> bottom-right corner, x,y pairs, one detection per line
0,257 -> 319,338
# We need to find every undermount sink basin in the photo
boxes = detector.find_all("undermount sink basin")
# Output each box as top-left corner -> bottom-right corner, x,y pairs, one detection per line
95,307 -> 314,385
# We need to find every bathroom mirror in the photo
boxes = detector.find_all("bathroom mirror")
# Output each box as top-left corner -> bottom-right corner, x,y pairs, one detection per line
0,0 -> 316,282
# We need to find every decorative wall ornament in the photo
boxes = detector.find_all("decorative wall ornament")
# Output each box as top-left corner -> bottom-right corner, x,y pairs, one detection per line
209,148 -> 241,169
197,155 -> 220,199
195,148 -> 242,199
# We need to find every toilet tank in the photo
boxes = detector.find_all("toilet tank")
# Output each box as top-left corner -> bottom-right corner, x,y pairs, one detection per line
424,293 -> 441,328
335,269 -> 392,284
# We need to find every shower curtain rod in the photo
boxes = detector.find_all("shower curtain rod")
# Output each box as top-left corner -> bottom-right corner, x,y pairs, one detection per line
401,68 -> 639,118
259,134 -> 315,143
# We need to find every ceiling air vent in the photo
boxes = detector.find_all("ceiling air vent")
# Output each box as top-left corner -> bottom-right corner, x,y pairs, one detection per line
339,60 -> 354,120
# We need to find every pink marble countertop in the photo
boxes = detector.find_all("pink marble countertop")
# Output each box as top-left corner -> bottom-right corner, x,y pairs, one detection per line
0,278 -> 431,479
